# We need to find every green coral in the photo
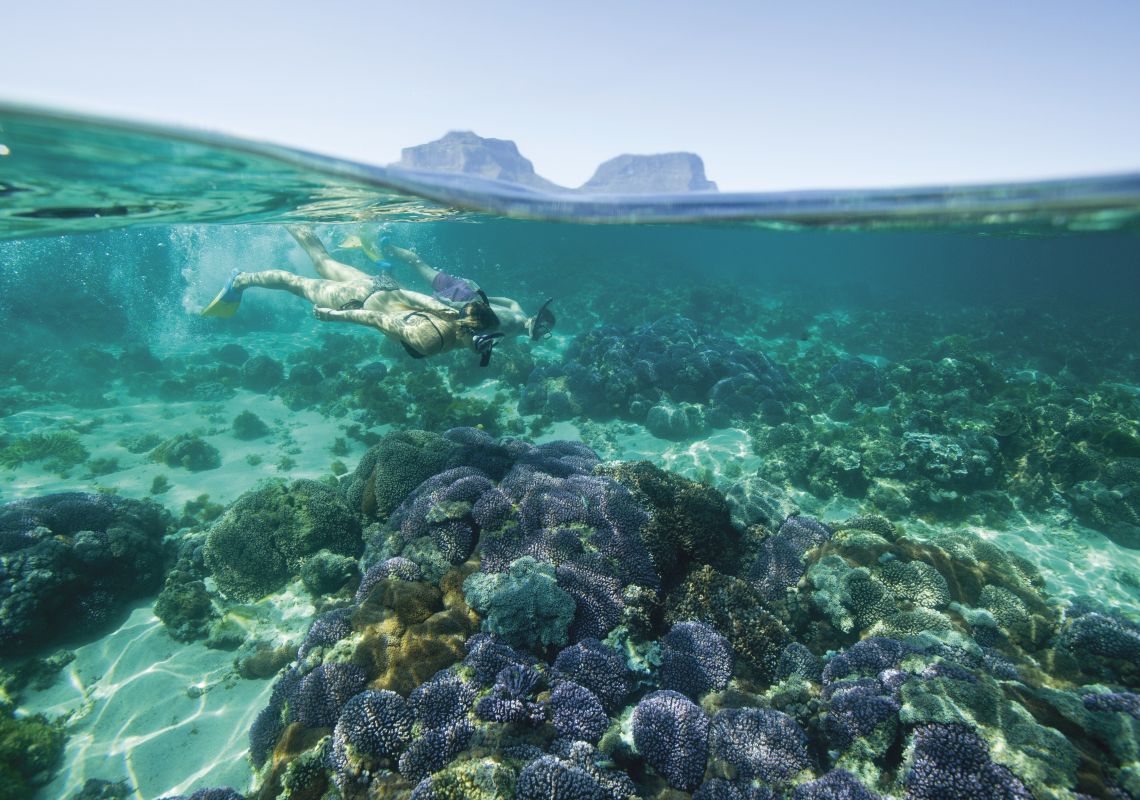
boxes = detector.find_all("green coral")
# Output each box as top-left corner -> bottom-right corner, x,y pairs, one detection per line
151,433 -> 221,471
425,757 -> 517,800
0,706 -> 66,800
118,432 -> 163,454
463,556 -> 575,649
154,577 -> 217,642
878,560 -> 951,609
666,565 -> 789,682
0,431 -> 89,472
344,429 -> 462,520
899,674 -> 1078,797
232,410 -> 271,440
808,556 -> 895,635
203,478 -> 362,601
1025,684 -> 1140,796
599,460 -> 743,581
868,608 -> 953,638
300,549 -> 358,596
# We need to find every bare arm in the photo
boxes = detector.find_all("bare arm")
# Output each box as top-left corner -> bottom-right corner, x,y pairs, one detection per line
313,306 -> 389,330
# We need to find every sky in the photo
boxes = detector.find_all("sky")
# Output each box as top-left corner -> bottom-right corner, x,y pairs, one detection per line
1,0 -> 1137,192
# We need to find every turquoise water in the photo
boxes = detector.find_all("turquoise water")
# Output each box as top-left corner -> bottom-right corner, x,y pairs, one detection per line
1,105 -> 1139,800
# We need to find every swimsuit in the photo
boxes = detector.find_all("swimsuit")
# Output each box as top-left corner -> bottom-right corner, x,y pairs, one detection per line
337,272 -> 402,311
400,310 -> 448,358
431,272 -> 480,305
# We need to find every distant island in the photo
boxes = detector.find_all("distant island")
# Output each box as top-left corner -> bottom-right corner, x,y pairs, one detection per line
395,131 -> 718,194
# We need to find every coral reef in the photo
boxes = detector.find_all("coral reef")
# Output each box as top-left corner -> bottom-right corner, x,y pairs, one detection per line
0,705 -> 66,800
631,689 -> 710,791
203,478 -> 361,601
520,315 -> 796,428
0,493 -> 171,655
151,433 -> 222,471
228,431 -> 1140,800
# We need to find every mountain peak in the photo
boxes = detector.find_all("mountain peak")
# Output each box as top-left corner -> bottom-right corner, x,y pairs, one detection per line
394,132 -> 718,194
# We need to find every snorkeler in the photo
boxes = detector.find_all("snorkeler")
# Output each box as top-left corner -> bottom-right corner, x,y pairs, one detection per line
201,227 -> 554,366
344,231 -> 555,343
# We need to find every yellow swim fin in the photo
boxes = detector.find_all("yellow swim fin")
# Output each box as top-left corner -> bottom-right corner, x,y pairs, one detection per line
201,270 -> 243,318
360,237 -> 383,263
338,234 -> 364,251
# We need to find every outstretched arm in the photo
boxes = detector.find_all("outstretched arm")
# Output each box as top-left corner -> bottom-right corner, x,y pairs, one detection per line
313,306 -> 390,330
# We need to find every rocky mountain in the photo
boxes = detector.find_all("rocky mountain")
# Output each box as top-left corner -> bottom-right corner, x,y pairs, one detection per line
396,131 -> 562,192
580,153 -> 717,193
394,131 -> 717,194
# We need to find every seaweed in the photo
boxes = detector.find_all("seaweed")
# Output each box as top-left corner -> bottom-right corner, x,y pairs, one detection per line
0,431 -> 89,473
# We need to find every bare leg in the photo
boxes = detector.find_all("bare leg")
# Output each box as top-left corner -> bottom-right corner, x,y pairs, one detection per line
385,243 -> 442,286
234,270 -> 371,309
288,226 -> 374,283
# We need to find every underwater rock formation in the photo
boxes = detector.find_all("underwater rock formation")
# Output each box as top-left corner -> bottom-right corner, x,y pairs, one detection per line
0,492 -> 171,654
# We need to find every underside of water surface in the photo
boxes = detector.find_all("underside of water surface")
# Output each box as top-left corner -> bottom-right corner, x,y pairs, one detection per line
0,105 -> 1138,800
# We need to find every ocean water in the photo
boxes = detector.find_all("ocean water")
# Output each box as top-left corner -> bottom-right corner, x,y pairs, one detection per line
1,105 -> 1139,800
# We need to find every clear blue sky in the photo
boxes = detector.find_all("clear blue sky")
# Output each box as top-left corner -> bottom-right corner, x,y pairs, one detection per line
2,0 -> 1137,191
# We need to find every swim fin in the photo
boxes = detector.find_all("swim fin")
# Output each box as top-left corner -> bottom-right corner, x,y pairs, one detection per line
201,269 -> 243,318
530,298 -> 556,340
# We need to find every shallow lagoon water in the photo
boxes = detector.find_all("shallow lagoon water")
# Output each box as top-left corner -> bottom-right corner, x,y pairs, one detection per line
1,106 -> 1139,800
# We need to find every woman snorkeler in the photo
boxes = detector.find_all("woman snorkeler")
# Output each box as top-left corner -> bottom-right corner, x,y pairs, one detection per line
201,226 -> 555,366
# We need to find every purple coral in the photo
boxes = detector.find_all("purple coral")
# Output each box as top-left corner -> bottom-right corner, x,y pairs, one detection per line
776,642 -> 823,682
694,779 -> 775,800
397,719 -> 474,782
329,690 -> 414,790
409,668 -> 476,730
905,723 -> 1032,800
793,769 -> 883,799
1082,691 -> 1140,719
393,466 -> 495,564
822,679 -> 900,749
354,557 -> 422,604
1060,612 -> 1140,662
289,662 -> 368,729
249,667 -> 301,767
822,637 -> 912,684
750,515 -> 832,600
552,638 -> 632,713
297,607 -> 353,659
631,690 -> 710,791
157,790 -> 245,800
550,681 -> 610,743
556,562 -> 624,642
462,633 -> 539,687
475,664 -> 546,726
708,707 -> 810,785
660,620 -> 734,698
516,755 -> 608,800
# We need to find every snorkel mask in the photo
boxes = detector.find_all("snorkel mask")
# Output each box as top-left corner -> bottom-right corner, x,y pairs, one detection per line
472,332 -> 504,367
